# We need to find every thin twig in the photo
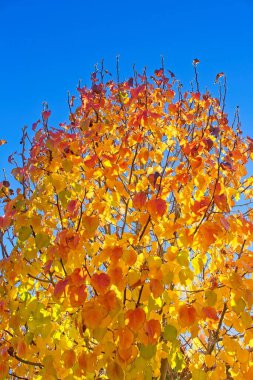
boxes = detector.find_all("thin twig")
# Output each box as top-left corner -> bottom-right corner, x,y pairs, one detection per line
8,347 -> 43,369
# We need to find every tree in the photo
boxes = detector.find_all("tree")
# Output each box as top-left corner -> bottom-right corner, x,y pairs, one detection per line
0,63 -> 253,380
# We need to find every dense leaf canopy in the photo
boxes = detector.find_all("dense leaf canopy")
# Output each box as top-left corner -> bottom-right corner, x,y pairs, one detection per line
0,65 -> 253,379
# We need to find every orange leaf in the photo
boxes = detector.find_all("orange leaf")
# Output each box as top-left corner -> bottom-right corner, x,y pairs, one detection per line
78,352 -> 96,372
109,267 -> 123,287
118,346 -> 132,363
191,156 -> 202,170
144,319 -> 161,344
65,231 -> 80,249
110,246 -> 123,265
98,290 -> 117,312
43,259 -> 53,274
179,304 -> 197,327
62,349 -> 76,369
107,361 -> 124,380
118,345 -> 138,364
0,362 -> 8,379
214,194 -> 230,212
69,284 -> 87,307
78,351 -> 88,370
91,272 -> 110,295
125,308 -> 146,331
82,301 -> 107,329
150,279 -> 163,298
123,249 -> 137,266
147,198 -> 167,218
16,339 -> 27,356
117,327 -> 134,349
199,222 -> 219,250
220,216 -> 230,231
82,215 -> 99,234
69,268 -> 86,286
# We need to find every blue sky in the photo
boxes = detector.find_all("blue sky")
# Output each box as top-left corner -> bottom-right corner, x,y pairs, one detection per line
0,0 -> 252,172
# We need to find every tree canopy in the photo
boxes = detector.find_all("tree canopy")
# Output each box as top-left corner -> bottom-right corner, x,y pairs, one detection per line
0,64 -> 253,380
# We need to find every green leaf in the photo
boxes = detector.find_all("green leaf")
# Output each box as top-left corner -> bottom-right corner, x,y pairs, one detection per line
35,233 -> 50,249
140,344 -> 157,360
174,352 -> 185,372
144,366 -> 153,380
19,226 -> 32,241
163,324 -> 177,342
170,351 -> 185,371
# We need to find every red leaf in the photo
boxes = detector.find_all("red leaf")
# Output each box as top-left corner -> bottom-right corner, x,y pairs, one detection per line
67,199 -> 79,214
154,68 -> 164,77
191,198 -> 210,216
191,92 -> 200,100
54,278 -> 69,298
44,259 -> 53,274
202,306 -> 219,321
220,161 -> 233,171
214,194 -> 230,212
133,192 -> 147,210
0,215 -> 11,229
8,152 -> 16,164
32,119 -> 41,131
210,126 -> 220,137
42,110 -> 51,121
148,172 -> 160,188
92,83 -> 102,94
203,138 -> 213,151
3,181 -> 10,188
168,103 -> 178,114
84,155 -> 97,168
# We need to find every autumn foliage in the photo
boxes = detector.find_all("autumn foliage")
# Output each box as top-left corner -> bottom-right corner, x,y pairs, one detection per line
0,64 -> 253,380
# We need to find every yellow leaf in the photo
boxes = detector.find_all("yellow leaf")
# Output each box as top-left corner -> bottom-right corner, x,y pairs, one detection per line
50,173 -> 66,193
205,354 -> 215,368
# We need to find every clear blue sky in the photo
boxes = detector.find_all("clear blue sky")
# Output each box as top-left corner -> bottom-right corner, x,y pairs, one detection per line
0,0 -> 252,172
